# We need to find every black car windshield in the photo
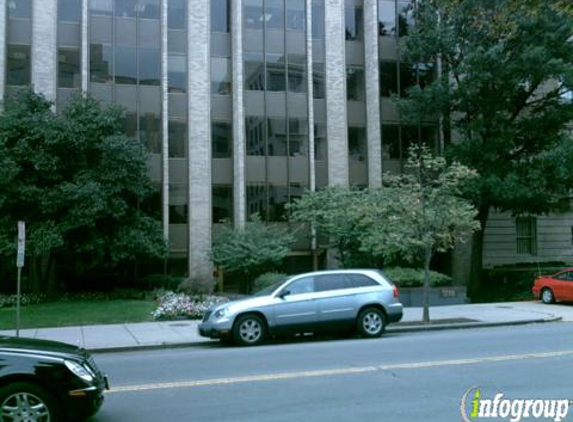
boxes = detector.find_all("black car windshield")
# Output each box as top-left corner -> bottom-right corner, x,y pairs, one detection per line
254,279 -> 287,297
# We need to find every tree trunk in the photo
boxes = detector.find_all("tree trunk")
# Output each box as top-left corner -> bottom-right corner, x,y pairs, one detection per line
468,206 -> 490,301
423,245 -> 432,324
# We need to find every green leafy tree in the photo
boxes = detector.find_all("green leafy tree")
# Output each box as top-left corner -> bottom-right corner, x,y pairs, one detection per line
398,0 -> 573,297
0,91 -> 167,292
360,146 -> 480,323
210,214 -> 294,292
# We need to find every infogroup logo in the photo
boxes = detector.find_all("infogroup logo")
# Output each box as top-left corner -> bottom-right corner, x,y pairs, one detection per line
461,387 -> 571,422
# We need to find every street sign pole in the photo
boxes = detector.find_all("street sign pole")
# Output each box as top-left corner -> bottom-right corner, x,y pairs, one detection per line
16,221 -> 25,338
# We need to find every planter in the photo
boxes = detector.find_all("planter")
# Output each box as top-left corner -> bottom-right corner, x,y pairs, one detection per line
398,286 -> 467,307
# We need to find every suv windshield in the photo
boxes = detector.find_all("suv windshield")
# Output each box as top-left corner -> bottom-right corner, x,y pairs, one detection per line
254,279 -> 287,297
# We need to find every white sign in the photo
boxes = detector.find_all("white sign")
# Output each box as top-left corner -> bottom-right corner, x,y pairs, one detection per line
17,221 -> 25,268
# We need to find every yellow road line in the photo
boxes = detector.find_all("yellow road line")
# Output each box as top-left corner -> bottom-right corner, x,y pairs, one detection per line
108,350 -> 573,394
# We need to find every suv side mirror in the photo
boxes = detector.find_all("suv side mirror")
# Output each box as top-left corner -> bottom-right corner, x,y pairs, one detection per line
278,290 -> 291,299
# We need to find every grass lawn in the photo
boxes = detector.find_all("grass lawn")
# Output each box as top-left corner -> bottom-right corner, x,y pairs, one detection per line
0,300 -> 156,330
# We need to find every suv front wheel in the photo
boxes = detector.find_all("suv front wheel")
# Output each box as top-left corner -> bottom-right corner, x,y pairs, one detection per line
233,314 -> 267,346
357,307 -> 386,338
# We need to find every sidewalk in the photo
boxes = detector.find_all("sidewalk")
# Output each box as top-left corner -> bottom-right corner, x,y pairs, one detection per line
1,301 -> 569,353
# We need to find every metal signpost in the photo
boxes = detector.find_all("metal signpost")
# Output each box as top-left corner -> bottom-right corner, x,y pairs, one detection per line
16,221 -> 25,337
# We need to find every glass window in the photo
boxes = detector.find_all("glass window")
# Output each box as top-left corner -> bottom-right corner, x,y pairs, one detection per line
169,120 -> 186,158
58,48 -> 81,88
346,66 -> 365,101
266,0 -> 284,30
315,274 -> 346,292
346,274 -> 379,288
115,0 -> 137,17
314,123 -> 327,160
169,205 -> 188,224
378,0 -> 396,36
267,119 -> 287,156
212,185 -> 233,223
380,61 -> 398,97
399,62 -> 417,96
381,124 -> 399,159
8,0 -> 32,18
211,57 -> 232,95
397,0 -> 414,37
286,0 -> 305,31
244,0 -> 263,30
168,54 -> 187,93
246,117 -> 266,155
139,47 -> 160,85
516,217 -> 537,255
90,0 -> 113,15
288,54 -> 306,93
348,127 -> 367,160
211,0 -> 230,32
244,52 -> 265,91
212,121 -> 232,158
345,2 -> 363,41
90,43 -> 113,83
115,45 -> 137,84
268,185 -> 288,222
168,0 -> 185,29
139,0 -> 160,19
140,112 -> 161,153
58,0 -> 81,22
247,183 -> 267,219
266,54 -> 286,92
6,44 -> 31,86
311,0 -> 324,39
283,277 -> 314,295
288,118 -> 308,156
313,62 -> 325,99
122,112 -> 137,138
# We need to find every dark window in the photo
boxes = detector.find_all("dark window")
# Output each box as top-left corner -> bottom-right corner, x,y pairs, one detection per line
286,0 -> 305,31
348,127 -> 367,161
139,47 -> 160,85
399,62 -> 418,96
212,121 -> 232,158
116,0 -> 137,18
346,274 -> 379,288
284,277 -> 315,295
266,54 -> 286,92
168,0 -> 186,29
58,0 -> 81,22
267,119 -> 287,156
381,124 -> 400,159
314,123 -> 327,160
90,43 -> 113,83
90,0 -> 113,16
246,117 -> 266,155
401,125 -> 419,155
122,112 -> 137,138
213,186 -> 233,223
211,0 -> 230,32
244,0 -> 264,30
244,53 -> 265,91
380,61 -> 398,97
313,62 -> 325,99
8,0 -> 32,18
140,112 -> 161,153
571,227 -> 573,246
169,205 -> 188,224
247,183 -> 267,219
268,185 -> 287,221
315,274 -> 346,292
6,44 -> 31,86
346,66 -> 365,101
168,54 -> 186,93
288,54 -> 306,94
288,118 -> 308,156
211,57 -> 232,95
58,48 -> 81,88
266,0 -> 284,30
311,0 -> 324,39
378,0 -> 396,36
344,2 -> 363,41
115,45 -> 137,84
516,217 -> 537,255
169,120 -> 186,158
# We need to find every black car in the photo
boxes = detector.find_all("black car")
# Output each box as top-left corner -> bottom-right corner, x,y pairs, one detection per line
0,336 -> 108,422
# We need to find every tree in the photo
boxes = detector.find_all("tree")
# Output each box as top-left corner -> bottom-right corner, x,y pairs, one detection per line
0,91 -> 167,292
398,0 -> 573,297
360,146 -> 480,323
210,214 -> 294,292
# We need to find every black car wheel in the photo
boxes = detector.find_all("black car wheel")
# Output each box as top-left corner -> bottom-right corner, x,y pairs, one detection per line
541,288 -> 555,304
233,314 -> 266,346
357,307 -> 386,338
0,382 -> 60,422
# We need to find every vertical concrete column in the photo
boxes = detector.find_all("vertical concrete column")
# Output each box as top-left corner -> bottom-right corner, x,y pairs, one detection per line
161,0 -> 170,241
306,0 -> 315,192
364,0 -> 382,187
231,0 -> 246,228
81,0 -> 89,92
32,0 -> 57,101
324,0 -> 348,186
0,0 -> 6,107
187,0 -> 212,279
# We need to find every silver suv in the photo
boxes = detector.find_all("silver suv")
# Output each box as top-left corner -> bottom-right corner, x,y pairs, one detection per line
198,269 -> 403,346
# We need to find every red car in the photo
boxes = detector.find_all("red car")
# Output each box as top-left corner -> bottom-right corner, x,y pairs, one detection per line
532,268 -> 573,303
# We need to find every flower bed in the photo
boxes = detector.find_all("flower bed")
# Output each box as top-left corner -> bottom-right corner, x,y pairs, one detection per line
152,292 -> 229,320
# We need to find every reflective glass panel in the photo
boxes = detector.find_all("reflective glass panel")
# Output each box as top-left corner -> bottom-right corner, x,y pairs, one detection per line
345,2 -> 363,41
397,0 -> 414,37
346,66 -> 365,101
139,47 -> 161,85
168,0 -> 186,29
380,61 -> 397,96
212,121 -> 232,158
247,184 -> 267,220
381,124 -> 399,159
8,0 -> 32,18
348,127 -> 367,160
378,0 -> 395,36
311,0 -> 324,39
211,0 -> 230,32
211,57 -> 232,95
213,186 -> 233,223
286,0 -> 305,31
266,54 -> 286,92
140,113 -> 161,153
246,117 -> 266,155
267,119 -> 287,156
115,45 -> 137,84
314,123 -> 327,160
139,0 -> 160,19
58,48 -> 81,88
169,120 -> 186,158
168,54 -> 187,93
268,185 -> 288,221
90,0 -> 112,15
244,52 -> 265,91
244,0 -> 263,29
288,54 -> 306,93
266,0 -> 284,30
58,0 -> 81,22
288,118 -> 308,156
115,0 -> 136,17
6,44 -> 31,86
313,62 -> 325,99
90,43 -> 113,83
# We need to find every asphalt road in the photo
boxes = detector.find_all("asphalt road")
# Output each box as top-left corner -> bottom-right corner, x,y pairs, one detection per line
88,322 -> 573,422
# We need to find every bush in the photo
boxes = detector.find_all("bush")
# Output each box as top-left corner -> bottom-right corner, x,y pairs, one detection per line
253,272 -> 288,293
141,274 -> 185,291
382,267 -> 452,288
151,292 -> 229,320
177,277 -> 216,297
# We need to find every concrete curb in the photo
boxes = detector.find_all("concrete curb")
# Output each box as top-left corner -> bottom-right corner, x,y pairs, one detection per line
88,315 -> 563,354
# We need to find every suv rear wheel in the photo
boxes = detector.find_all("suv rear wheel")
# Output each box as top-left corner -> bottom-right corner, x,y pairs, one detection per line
357,307 -> 386,338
